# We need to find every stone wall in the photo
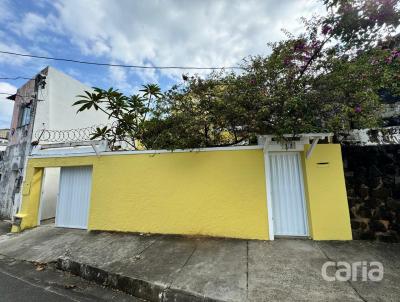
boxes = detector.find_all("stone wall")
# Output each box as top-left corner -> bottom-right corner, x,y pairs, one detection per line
342,145 -> 400,242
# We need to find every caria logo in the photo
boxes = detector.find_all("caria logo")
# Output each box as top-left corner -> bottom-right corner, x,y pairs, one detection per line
321,261 -> 383,282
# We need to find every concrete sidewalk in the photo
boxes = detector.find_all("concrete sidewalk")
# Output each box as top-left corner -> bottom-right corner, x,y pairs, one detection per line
0,226 -> 399,301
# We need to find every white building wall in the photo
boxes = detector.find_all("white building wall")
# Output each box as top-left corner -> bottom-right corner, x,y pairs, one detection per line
40,67 -> 109,134
39,167 -> 60,221
342,126 -> 400,145
1,66 -> 110,219
32,67 -> 109,223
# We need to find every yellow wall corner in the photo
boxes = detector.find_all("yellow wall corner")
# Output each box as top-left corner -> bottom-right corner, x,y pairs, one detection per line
302,144 -> 352,240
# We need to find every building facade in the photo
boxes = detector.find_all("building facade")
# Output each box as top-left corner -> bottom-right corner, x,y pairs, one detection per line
12,139 -> 352,241
0,66 -> 109,219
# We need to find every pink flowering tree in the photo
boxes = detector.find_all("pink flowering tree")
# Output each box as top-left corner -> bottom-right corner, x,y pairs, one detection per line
76,0 -> 400,149
158,0 -> 400,145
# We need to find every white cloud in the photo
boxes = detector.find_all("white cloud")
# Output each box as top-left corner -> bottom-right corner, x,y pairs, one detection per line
0,0 -> 13,22
108,65 -> 158,94
0,82 -> 17,128
108,66 -> 130,91
65,68 -> 81,79
0,42 -> 31,66
10,12 -> 47,37
7,8 -> 64,41
51,0 -> 324,79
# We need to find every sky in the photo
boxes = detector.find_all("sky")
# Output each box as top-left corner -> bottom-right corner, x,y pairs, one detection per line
0,0 -> 324,128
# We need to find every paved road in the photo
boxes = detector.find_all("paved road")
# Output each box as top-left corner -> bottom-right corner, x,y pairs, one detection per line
2,226 -> 400,301
0,257 -> 143,302
0,270 -> 73,302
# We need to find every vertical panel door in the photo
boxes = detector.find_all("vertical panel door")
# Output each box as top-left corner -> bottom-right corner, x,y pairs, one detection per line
56,166 -> 92,229
269,152 -> 309,236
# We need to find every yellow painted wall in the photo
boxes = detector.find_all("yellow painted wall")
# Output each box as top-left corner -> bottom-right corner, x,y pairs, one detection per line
13,156 -> 97,232
15,149 -> 270,240
302,144 -> 352,240
11,168 -> 43,232
14,145 -> 352,241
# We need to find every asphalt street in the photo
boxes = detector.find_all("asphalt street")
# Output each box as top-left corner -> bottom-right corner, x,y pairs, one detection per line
0,257 -> 143,302
0,270 -> 73,302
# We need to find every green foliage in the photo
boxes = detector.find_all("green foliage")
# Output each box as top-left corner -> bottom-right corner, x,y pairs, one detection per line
73,85 -> 162,149
74,0 -> 400,149
323,0 -> 400,50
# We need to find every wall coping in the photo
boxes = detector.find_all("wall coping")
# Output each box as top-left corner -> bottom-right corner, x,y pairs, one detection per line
28,145 -> 263,159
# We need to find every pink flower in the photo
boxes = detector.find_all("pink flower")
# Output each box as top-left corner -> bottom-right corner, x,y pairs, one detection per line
283,57 -> 292,66
354,105 -> 362,113
293,41 -> 306,52
322,25 -> 332,35
310,40 -> 321,50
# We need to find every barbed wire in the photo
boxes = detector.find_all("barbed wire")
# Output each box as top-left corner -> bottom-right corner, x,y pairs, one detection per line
34,125 -> 108,143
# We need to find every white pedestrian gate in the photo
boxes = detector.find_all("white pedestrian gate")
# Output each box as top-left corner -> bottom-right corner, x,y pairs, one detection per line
56,166 -> 92,229
269,152 -> 309,237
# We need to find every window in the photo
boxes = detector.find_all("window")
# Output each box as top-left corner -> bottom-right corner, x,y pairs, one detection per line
19,105 -> 31,127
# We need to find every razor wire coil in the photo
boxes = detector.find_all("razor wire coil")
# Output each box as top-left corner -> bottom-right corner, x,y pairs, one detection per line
34,125 -> 108,143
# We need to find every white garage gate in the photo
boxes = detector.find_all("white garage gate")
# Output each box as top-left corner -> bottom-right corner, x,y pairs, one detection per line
55,166 -> 92,229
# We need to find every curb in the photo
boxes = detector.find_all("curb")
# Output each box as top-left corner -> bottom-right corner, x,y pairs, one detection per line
56,257 -> 223,302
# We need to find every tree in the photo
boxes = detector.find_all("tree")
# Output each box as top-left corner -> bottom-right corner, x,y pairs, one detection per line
156,0 -> 400,144
141,72 -> 258,149
73,84 -> 162,149
74,0 -> 400,149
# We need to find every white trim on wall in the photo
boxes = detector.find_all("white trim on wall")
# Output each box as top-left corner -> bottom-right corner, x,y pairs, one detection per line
264,150 -> 274,240
297,153 -> 310,238
37,168 -> 46,225
28,145 -> 263,159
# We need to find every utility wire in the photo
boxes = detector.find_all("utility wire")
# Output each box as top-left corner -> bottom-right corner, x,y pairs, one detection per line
0,50 -> 243,70
0,76 -> 33,80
